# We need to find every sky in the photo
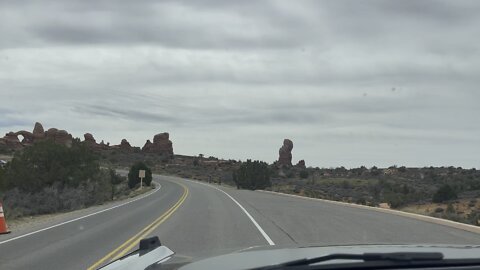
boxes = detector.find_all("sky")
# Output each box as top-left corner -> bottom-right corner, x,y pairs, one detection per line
1,0 -> 479,168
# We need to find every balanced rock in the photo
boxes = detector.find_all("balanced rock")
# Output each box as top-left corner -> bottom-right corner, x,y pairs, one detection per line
278,139 -> 293,166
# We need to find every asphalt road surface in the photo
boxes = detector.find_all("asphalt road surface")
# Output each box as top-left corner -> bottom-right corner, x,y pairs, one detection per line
1,174 -> 480,270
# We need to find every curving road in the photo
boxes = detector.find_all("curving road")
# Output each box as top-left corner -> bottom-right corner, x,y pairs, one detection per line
1,174 -> 480,270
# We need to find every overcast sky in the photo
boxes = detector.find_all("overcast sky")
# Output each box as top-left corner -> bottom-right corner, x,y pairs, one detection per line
1,0 -> 479,168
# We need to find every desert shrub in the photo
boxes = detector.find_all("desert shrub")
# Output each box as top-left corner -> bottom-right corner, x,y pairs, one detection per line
383,192 -> 407,208
1,140 -> 100,192
356,197 -> 367,205
299,170 -> 309,179
128,162 -> 152,188
341,180 -> 351,189
446,203 -> 455,213
434,207 -> 444,213
0,141 -> 127,219
233,160 -> 271,190
469,199 -> 477,208
2,172 -> 112,219
432,184 -> 457,203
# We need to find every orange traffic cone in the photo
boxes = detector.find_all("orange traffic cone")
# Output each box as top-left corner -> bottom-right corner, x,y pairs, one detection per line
0,201 -> 11,234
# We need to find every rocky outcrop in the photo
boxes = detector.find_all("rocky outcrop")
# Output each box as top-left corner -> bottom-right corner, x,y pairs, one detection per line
13,130 -> 34,145
46,128 -> 73,147
278,139 -> 293,166
142,132 -> 173,157
296,160 -> 306,169
84,133 -> 96,144
116,139 -> 132,151
142,140 -> 153,151
2,132 -> 23,150
84,133 -> 104,149
1,122 -> 174,156
0,122 -> 73,149
32,122 -> 45,140
99,140 -> 110,150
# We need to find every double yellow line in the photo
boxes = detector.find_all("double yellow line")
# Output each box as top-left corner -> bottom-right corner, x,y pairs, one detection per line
87,183 -> 189,270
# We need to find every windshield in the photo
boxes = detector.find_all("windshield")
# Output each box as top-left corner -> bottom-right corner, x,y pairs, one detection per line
0,1 -> 479,270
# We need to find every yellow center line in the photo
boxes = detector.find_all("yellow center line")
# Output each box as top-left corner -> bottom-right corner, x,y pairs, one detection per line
87,183 -> 189,270
111,187 -> 189,260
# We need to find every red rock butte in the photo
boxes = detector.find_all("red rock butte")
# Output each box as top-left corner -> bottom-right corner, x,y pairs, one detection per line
142,133 -> 174,157
0,122 -> 174,157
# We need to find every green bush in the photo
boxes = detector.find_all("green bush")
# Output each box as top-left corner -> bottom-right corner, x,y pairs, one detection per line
432,184 -> 457,203
233,160 -> 271,190
128,162 -> 152,189
383,192 -> 406,208
0,141 -> 134,219
1,140 -> 100,192
2,168 -> 115,219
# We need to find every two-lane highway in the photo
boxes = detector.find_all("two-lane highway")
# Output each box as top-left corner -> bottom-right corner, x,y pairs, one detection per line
1,174 -> 480,270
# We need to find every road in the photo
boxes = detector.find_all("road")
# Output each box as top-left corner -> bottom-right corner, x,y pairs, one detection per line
1,174 -> 480,269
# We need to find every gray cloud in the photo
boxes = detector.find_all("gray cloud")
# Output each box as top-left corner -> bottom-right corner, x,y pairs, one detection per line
0,0 -> 479,168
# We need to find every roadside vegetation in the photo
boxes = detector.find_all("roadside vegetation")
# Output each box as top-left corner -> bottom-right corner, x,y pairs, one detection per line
128,161 -> 153,188
93,150 -> 480,226
0,140 -> 147,220
233,160 -> 271,190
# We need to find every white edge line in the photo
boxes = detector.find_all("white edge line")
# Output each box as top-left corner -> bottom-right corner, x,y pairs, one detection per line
0,182 -> 161,245
183,179 -> 275,246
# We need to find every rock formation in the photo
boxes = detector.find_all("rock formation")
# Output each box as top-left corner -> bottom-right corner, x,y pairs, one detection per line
142,140 -> 153,151
32,122 -> 45,140
46,128 -> 73,147
142,132 -> 173,157
296,160 -> 306,169
84,133 -> 104,149
1,132 -> 23,150
84,133 -> 96,144
278,139 -> 293,166
118,139 -> 132,151
1,122 -> 174,156
0,122 -> 73,149
13,130 -> 34,145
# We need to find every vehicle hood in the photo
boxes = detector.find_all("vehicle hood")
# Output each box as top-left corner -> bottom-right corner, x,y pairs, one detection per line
177,244 -> 480,270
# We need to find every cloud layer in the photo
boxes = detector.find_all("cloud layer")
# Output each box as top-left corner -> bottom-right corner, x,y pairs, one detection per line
1,0 -> 479,168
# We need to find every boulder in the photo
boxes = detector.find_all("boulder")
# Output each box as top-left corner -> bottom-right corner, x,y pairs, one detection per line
278,139 -> 293,166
